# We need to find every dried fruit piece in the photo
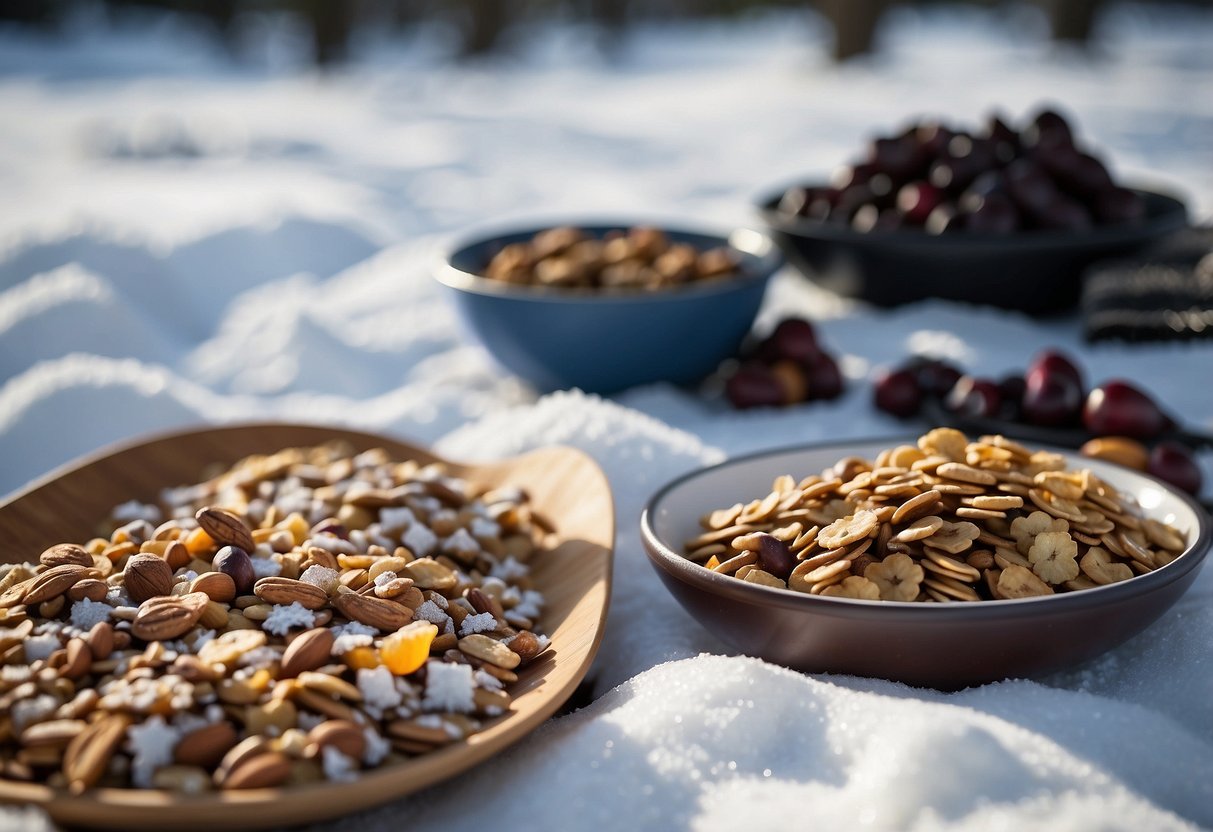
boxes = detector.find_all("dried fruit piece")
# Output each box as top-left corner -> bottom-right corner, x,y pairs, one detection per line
380,621 -> 438,675
1079,546 -> 1134,585
819,576 -> 881,600
997,564 -> 1054,598
864,554 -> 924,602
818,509 -> 879,550
1027,531 -> 1080,584
1010,510 -> 1069,555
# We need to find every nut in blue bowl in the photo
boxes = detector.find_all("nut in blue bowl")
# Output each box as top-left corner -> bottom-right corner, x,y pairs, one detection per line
435,222 -> 782,394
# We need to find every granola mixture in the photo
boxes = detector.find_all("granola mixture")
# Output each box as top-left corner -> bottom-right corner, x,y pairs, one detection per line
686,429 -> 1190,602
0,443 -> 552,793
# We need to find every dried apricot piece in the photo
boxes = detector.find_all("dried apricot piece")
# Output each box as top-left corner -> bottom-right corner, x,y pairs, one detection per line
380,621 -> 438,675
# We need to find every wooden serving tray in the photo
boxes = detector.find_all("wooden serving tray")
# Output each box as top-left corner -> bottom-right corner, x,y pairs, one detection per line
0,423 -> 615,830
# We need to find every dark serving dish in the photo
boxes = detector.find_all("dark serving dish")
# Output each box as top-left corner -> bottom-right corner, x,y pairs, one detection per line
756,185 -> 1188,314
640,438 -> 1210,689
436,222 -> 781,395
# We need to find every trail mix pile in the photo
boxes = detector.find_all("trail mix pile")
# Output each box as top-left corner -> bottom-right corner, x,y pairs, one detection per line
686,429 -> 1190,602
482,225 -> 739,291
0,443 -> 553,793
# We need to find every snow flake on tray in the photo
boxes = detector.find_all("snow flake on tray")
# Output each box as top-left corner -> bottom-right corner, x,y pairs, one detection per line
111,499 -> 162,524
402,523 -> 438,557
250,555 -> 283,578
470,516 -> 501,539
443,527 -> 480,558
70,598 -> 112,630
332,632 -> 374,656
261,601 -> 316,636
421,661 -> 475,713
126,715 -> 182,788
321,745 -> 359,783
11,694 -> 58,732
363,728 -> 391,766
414,599 -> 450,627
459,611 -> 497,637
24,634 -> 60,662
358,665 -> 403,711
490,557 -> 528,582
378,506 -> 417,533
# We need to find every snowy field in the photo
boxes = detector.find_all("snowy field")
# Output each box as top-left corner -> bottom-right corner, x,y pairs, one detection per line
1,4 -> 1212,830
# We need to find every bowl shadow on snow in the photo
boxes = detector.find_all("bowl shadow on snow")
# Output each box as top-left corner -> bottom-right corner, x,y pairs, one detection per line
0,217 -> 380,344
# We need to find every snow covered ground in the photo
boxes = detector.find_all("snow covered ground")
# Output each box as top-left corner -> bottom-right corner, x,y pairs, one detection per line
1,4 -> 1212,830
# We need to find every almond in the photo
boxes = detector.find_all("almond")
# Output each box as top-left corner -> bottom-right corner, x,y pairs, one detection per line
23,564 -> 94,606
332,589 -> 413,632
253,577 -> 328,610
39,544 -> 92,569
195,507 -> 255,552
124,553 -> 173,603
175,721 -> 238,768
458,634 -> 520,669
307,719 -> 366,760
21,718 -> 87,748
163,540 -> 191,570
67,578 -> 108,603
222,750 -> 291,790
190,571 -> 236,603
130,592 -> 209,641
64,713 -> 130,794
60,638 -> 92,680
84,621 -> 114,661
280,628 -> 334,678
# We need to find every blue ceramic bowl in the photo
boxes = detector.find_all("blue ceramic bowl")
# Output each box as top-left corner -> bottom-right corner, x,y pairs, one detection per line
436,222 -> 782,394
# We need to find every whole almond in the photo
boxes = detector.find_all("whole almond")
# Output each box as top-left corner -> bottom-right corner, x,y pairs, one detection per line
64,713 -> 130,793
124,553 -> 173,604
222,750 -> 291,790
21,718 -> 87,748
190,571 -> 236,603
458,634 -> 521,669
199,601 -> 230,630
60,638 -> 92,680
307,719 -> 366,760
175,721 -> 238,768
67,578 -> 108,603
40,544 -> 93,569
254,577 -> 328,610
85,621 -> 114,661
467,587 -> 504,619
195,507 -> 255,552
164,540 -> 191,570
23,564 -> 93,605
131,592 -> 209,641
332,590 -> 413,632
280,628 -> 334,678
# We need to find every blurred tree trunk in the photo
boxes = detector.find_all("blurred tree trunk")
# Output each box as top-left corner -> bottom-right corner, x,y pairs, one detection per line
462,0 -> 507,55
301,0 -> 355,65
1044,0 -> 1103,41
817,0 -> 885,60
